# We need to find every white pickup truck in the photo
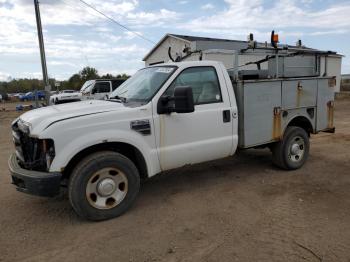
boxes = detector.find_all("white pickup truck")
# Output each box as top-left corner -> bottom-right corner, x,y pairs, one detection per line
80,79 -> 125,100
50,90 -> 82,104
9,60 -> 335,220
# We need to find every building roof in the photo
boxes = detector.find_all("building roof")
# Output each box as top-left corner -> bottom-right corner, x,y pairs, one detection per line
143,33 -> 341,61
170,34 -> 248,44
142,33 -> 249,61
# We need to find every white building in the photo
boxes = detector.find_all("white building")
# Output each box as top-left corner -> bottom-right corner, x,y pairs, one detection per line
143,34 -> 342,92
143,34 -> 266,69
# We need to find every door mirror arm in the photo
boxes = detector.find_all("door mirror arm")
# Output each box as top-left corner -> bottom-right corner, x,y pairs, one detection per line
157,96 -> 173,114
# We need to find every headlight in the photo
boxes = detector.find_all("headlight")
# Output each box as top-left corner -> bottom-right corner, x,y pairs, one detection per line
17,119 -> 31,134
43,140 -> 56,170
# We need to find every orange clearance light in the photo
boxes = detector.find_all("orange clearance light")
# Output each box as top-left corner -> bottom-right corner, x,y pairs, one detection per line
273,34 -> 279,43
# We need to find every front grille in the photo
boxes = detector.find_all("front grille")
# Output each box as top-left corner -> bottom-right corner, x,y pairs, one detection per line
12,122 -> 50,171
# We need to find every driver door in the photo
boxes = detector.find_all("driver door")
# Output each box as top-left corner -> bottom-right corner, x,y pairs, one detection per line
153,65 -> 234,171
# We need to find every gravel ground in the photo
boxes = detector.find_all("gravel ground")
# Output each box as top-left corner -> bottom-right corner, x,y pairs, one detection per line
0,99 -> 350,262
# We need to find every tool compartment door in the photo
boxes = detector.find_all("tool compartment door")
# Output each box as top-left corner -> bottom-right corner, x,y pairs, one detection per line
281,79 -> 317,109
241,81 -> 282,147
316,78 -> 335,131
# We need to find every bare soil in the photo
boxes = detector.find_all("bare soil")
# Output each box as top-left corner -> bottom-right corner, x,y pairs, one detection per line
0,99 -> 350,262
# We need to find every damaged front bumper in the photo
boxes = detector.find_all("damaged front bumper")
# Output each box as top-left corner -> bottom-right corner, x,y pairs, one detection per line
8,153 -> 62,197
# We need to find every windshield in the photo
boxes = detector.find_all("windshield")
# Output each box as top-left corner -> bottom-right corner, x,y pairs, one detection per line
110,66 -> 176,103
80,80 -> 94,92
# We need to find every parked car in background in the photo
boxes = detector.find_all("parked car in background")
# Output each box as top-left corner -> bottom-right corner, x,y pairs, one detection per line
80,79 -> 125,100
14,93 -> 24,98
0,94 -> 2,102
50,90 -> 82,105
19,91 -> 45,101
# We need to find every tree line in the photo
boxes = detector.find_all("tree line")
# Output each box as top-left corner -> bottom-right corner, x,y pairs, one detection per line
0,67 -> 130,95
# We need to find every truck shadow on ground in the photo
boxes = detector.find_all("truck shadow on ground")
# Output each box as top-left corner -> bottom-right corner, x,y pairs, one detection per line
142,149 -> 275,192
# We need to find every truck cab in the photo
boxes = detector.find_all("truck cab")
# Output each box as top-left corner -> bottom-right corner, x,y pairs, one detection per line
8,59 -> 335,221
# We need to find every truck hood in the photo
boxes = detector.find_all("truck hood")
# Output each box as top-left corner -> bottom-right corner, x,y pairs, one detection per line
19,100 -> 129,134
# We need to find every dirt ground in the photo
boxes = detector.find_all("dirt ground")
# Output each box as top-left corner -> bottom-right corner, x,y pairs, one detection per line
0,99 -> 350,262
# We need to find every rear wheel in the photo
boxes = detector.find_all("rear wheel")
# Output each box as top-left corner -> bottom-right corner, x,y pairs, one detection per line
272,126 -> 309,170
69,151 -> 140,221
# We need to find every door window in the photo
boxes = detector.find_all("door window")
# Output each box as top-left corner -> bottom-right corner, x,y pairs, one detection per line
93,82 -> 111,93
164,67 -> 222,105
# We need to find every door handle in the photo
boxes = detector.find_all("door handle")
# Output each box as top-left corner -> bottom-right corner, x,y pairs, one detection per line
223,110 -> 231,123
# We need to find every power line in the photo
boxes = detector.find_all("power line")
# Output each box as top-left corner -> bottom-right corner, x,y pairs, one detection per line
77,0 -> 156,45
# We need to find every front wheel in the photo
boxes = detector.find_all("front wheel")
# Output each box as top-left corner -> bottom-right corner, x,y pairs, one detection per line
271,126 -> 309,170
69,151 -> 140,221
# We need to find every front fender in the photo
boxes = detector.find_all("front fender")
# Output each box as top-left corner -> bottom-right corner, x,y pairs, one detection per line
49,129 -> 160,177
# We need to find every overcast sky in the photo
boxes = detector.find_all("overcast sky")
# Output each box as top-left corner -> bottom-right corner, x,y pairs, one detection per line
0,0 -> 349,81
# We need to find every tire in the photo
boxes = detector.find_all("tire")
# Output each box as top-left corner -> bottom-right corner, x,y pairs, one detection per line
69,151 -> 140,221
271,126 -> 309,170
55,98 -> 59,104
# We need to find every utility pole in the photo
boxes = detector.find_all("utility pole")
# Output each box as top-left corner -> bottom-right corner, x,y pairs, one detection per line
34,0 -> 50,106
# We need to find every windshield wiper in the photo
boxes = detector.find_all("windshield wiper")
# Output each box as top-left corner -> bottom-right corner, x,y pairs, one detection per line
108,95 -> 127,103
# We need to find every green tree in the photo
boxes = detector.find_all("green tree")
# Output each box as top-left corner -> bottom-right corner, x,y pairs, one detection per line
119,73 -> 130,79
100,73 -> 113,79
67,73 -> 83,90
0,66 -> 131,94
80,66 -> 99,81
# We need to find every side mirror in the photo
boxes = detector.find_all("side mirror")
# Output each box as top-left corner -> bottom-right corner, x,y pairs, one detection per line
173,86 -> 194,113
157,86 -> 194,114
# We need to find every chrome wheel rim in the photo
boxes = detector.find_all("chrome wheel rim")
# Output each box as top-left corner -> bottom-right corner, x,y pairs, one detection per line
86,167 -> 128,210
289,136 -> 305,163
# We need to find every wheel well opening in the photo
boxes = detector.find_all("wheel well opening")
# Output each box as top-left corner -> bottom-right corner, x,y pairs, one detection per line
62,142 -> 148,180
287,116 -> 313,135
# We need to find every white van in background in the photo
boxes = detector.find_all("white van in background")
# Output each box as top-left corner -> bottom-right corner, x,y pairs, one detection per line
80,79 -> 125,100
